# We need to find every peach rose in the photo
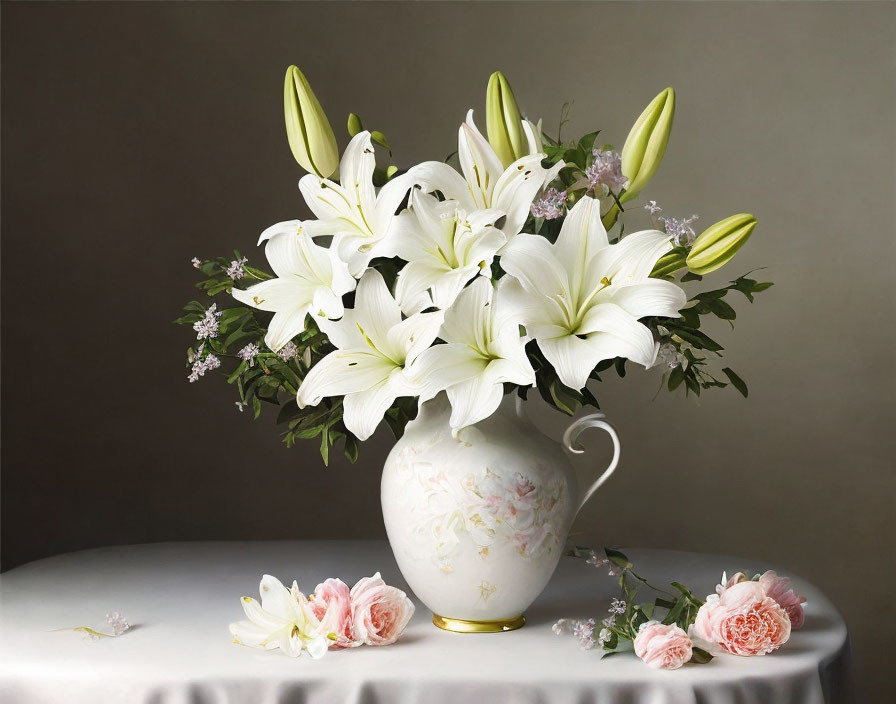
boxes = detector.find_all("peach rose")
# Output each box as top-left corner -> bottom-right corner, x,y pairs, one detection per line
309,578 -> 357,648
717,570 -> 807,630
350,572 -> 415,646
633,621 -> 693,670
693,581 -> 791,656
757,571 -> 807,630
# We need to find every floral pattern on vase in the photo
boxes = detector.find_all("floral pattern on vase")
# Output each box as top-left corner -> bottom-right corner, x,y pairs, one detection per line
398,458 -> 567,572
382,393 -> 600,622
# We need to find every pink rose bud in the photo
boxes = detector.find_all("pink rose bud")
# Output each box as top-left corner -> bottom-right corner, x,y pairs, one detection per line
350,572 -> 415,646
693,581 -> 791,656
633,621 -> 693,670
309,578 -> 357,648
756,570 -> 807,630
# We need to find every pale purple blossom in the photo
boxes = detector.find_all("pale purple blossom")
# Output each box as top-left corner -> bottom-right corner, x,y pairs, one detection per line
192,303 -> 222,340
644,200 -> 663,216
531,188 -> 567,220
552,618 -> 573,635
191,257 -> 201,268
105,611 -> 130,637
601,615 -> 616,628
188,353 -> 221,383
658,342 -> 682,369
662,214 -> 699,247
277,341 -> 299,360
237,342 -> 260,366
609,598 -> 626,615
586,551 -> 610,569
226,256 -> 248,280
607,564 -> 622,577
586,149 -> 628,194
573,618 -> 596,650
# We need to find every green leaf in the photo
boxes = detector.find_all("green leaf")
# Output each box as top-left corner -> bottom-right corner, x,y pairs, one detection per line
604,547 -> 633,569
343,434 -> 359,463
320,426 -> 330,466
668,366 -> 685,391
276,399 -> 299,424
673,328 -> 724,352
577,130 -> 600,153
614,357 -> 627,378
690,647 -> 714,664
722,367 -> 748,397
662,595 -> 688,625
706,298 -> 737,320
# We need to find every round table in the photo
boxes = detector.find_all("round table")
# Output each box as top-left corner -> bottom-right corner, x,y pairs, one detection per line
0,541 -> 850,704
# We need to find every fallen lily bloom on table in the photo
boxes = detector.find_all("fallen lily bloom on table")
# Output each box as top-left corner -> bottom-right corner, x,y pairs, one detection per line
555,546 -> 806,668
54,611 -> 131,640
230,572 -> 414,657
229,575 -> 332,658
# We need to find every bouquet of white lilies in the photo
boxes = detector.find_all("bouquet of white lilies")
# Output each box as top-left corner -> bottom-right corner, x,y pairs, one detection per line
178,67 -> 771,463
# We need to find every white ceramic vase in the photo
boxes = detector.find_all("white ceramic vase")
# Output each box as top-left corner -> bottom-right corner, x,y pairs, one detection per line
381,393 -> 620,633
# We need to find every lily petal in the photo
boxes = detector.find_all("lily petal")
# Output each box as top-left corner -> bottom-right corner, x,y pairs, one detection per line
537,334 -> 605,392
446,370 -> 506,431
342,371 -> 407,441
609,279 -> 687,319
410,343 -> 488,402
260,575 -> 299,622
296,349 -> 395,408
491,153 -> 552,244
229,619 -> 279,650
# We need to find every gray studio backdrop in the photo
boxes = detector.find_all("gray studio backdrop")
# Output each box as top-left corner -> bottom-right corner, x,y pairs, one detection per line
2,1 -> 894,700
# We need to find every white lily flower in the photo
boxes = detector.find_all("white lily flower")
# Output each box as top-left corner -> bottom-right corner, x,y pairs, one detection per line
296,269 -> 443,441
500,196 -> 687,391
392,189 -> 506,314
409,110 -> 561,247
522,118 -> 544,154
299,131 -> 414,276
229,574 -> 331,658
410,277 -> 534,431
231,222 -> 356,353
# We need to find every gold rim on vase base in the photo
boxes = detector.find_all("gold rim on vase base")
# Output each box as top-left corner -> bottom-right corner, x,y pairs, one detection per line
432,614 -> 525,633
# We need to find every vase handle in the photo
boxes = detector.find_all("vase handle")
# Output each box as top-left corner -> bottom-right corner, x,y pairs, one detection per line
562,413 -> 621,516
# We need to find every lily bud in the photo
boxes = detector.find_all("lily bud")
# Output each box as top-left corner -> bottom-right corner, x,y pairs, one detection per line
283,66 -> 339,178
486,71 -> 526,168
686,214 -> 757,275
620,87 -> 675,203
650,250 -> 688,278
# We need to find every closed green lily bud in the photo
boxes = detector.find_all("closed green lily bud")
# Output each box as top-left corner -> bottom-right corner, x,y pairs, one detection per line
650,250 -> 688,278
486,71 -> 526,168
620,87 -> 675,203
686,214 -> 757,275
283,66 -> 339,178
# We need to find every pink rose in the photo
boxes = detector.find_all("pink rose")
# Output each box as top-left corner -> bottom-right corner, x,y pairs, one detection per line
633,621 -> 693,670
350,572 -> 415,646
309,578 -> 357,649
756,570 -> 807,630
716,570 -> 807,630
693,581 -> 791,656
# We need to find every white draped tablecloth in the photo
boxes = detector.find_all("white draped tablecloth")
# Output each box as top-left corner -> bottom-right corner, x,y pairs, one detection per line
0,540 -> 849,704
